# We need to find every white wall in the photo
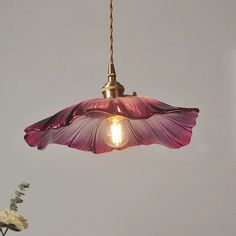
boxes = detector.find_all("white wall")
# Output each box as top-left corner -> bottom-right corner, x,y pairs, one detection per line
0,0 -> 235,235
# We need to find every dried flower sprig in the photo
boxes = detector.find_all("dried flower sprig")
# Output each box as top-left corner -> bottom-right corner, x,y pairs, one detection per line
10,182 -> 30,212
0,182 -> 30,235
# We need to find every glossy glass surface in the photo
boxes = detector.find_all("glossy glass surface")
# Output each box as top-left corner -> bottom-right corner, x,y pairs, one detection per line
24,96 -> 199,154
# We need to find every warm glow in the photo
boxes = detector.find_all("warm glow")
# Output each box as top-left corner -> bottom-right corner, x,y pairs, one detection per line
111,118 -> 122,146
104,116 -> 129,148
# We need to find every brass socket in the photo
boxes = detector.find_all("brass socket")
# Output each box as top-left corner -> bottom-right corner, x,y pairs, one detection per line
102,64 -> 125,98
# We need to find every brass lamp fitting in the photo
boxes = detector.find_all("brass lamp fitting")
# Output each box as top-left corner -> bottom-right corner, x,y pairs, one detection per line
102,64 -> 125,98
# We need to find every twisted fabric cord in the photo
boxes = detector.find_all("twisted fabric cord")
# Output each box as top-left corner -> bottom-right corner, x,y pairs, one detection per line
109,0 -> 114,64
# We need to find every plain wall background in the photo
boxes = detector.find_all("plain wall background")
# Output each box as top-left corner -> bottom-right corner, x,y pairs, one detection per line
0,0 -> 235,235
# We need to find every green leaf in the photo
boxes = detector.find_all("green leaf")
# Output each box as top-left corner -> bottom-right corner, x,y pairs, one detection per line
15,191 -> 25,197
18,182 -> 30,191
14,197 -> 23,204
10,203 -> 18,211
10,199 -> 16,204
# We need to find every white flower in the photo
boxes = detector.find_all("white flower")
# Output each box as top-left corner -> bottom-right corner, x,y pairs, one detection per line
0,209 -> 28,231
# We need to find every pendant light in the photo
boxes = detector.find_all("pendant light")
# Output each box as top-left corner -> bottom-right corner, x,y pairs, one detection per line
24,0 -> 199,154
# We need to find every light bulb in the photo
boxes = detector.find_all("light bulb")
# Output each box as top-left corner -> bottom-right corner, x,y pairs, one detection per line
103,116 -> 129,148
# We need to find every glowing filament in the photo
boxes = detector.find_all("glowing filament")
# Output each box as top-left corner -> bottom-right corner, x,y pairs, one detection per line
104,116 -> 129,148
111,119 -> 122,146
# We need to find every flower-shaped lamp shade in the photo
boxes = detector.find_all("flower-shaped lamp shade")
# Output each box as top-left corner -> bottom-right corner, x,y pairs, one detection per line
24,96 -> 199,154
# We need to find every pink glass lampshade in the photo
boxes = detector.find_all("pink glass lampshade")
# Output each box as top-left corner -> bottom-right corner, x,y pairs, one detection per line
24,96 -> 199,154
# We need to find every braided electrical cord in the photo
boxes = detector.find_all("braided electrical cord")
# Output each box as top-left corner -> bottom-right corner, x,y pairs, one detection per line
109,0 -> 114,64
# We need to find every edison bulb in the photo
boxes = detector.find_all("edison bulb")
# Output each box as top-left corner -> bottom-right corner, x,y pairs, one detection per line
103,116 -> 129,148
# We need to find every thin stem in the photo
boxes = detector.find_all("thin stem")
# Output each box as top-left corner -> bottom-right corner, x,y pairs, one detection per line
0,228 -> 8,236
3,228 -> 8,236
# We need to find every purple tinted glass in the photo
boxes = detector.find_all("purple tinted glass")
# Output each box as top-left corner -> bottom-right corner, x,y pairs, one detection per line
24,96 -> 199,154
